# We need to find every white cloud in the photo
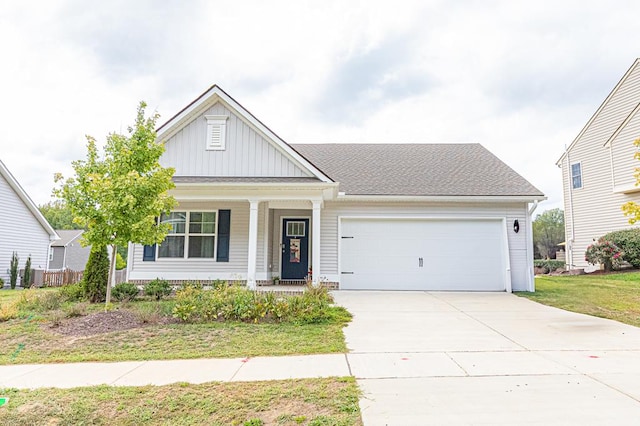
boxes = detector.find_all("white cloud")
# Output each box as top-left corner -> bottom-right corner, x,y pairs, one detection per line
0,0 -> 638,216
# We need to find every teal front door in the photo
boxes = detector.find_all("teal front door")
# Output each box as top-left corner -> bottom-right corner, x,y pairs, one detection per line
281,218 -> 309,279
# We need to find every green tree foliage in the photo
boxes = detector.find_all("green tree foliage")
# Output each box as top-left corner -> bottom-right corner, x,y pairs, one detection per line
56,102 -> 176,305
532,208 -> 565,259
38,200 -> 83,230
600,228 -> 640,268
82,246 -> 110,303
23,256 -> 32,288
115,252 -> 126,270
9,252 -> 19,289
622,138 -> 640,223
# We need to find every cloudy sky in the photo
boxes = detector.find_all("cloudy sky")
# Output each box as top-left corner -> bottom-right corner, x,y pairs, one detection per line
1,1 -> 638,215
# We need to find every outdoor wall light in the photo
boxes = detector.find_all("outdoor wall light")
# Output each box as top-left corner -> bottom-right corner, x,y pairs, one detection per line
513,219 -> 520,233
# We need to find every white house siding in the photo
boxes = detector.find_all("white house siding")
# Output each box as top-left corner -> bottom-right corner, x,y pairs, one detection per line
561,62 -> 640,268
0,173 -> 51,284
611,109 -> 640,189
129,201 -> 273,281
318,201 -> 531,291
161,102 -> 312,178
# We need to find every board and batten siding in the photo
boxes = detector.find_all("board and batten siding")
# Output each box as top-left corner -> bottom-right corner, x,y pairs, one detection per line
318,201 -> 531,291
0,172 -> 51,284
561,62 -> 640,268
129,201 -> 271,281
160,102 -> 312,178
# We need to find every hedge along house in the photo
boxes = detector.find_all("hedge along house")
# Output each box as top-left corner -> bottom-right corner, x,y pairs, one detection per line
127,86 -> 545,292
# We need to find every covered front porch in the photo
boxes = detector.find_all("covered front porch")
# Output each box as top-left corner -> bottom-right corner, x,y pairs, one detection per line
126,179 -> 338,288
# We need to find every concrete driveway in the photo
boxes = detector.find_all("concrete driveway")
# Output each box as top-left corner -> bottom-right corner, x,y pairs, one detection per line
332,291 -> 640,425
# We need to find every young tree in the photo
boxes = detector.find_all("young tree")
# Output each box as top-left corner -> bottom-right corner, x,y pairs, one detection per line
9,252 -> 19,289
622,137 -> 640,223
83,246 -> 110,303
56,102 -> 176,306
23,256 -> 32,288
532,208 -> 565,259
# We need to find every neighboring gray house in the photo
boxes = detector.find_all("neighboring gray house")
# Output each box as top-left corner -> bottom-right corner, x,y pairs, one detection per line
557,58 -> 640,270
0,159 -> 58,285
127,85 -> 545,292
48,229 -> 91,271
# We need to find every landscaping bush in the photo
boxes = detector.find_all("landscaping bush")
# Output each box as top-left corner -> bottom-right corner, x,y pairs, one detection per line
10,251 -> 19,289
533,259 -> 565,273
18,289 -> 64,312
172,284 -> 345,324
0,301 -> 18,321
585,240 -> 623,271
83,246 -> 110,303
23,256 -> 32,288
601,228 -> 640,268
59,282 -> 87,302
112,282 -> 139,302
145,278 -> 172,300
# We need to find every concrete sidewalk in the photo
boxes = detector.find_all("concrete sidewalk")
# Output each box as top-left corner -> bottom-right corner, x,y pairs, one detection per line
0,354 -> 351,389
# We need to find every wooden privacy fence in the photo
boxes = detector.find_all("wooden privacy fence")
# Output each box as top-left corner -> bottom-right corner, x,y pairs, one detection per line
39,269 -> 126,287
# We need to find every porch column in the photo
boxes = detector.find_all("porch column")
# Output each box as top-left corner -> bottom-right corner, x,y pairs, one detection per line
247,199 -> 260,290
312,200 -> 322,286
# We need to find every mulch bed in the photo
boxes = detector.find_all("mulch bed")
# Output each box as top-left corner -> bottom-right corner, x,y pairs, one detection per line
52,310 -> 177,337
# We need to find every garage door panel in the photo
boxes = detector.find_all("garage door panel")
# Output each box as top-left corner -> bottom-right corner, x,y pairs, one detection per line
340,218 -> 507,291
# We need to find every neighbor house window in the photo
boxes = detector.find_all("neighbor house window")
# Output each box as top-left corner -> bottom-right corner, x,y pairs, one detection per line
571,162 -> 582,189
158,211 -> 217,259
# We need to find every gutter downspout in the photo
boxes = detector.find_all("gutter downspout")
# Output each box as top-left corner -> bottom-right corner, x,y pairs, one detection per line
527,201 -> 539,292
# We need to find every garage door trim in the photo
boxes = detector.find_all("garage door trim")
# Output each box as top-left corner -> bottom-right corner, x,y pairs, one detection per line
338,216 -> 512,292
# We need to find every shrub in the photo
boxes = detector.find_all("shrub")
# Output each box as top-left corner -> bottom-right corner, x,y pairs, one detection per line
23,256 -> 32,288
60,282 -> 87,302
601,228 -> 640,268
112,282 -> 139,302
18,290 -> 64,312
172,284 -> 346,324
0,277 -> 4,288
533,260 -> 565,273
0,301 -> 18,321
9,252 -> 19,289
83,246 -> 110,303
585,240 -> 623,271
133,303 -> 163,324
145,278 -> 172,300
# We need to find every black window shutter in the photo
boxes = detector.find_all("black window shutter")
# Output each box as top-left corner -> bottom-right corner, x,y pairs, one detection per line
143,244 -> 156,261
217,210 -> 231,262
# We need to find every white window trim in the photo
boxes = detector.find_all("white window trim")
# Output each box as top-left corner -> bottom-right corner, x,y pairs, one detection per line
570,161 -> 583,190
286,221 -> 306,237
205,115 -> 228,151
157,210 -> 218,260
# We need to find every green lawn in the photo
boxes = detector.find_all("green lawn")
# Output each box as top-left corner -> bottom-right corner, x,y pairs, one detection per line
0,288 -> 349,365
0,378 -> 362,425
519,272 -> 640,327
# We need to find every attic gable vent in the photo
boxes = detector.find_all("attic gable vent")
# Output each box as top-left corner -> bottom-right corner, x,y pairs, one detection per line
205,115 -> 228,151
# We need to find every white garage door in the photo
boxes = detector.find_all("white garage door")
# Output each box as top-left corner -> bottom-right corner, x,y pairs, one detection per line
340,218 -> 508,291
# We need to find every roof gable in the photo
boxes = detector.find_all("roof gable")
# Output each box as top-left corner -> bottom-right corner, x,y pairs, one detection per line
51,229 -> 84,247
557,58 -> 640,165
292,143 -> 544,198
0,160 -> 58,239
157,85 -> 332,182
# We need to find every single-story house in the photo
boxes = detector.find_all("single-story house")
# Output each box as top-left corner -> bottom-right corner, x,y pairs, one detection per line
48,229 -> 91,271
0,159 -> 58,285
127,86 -> 545,292
557,58 -> 640,270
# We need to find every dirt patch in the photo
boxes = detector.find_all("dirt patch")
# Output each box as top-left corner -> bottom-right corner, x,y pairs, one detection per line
51,310 -> 177,337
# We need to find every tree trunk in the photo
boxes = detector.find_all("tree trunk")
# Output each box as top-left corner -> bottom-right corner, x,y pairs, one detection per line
106,244 -> 117,306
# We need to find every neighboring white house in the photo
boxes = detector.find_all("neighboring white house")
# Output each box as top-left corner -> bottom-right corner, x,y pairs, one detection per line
557,58 -> 640,270
0,159 -> 58,285
48,229 -> 91,271
127,85 -> 545,292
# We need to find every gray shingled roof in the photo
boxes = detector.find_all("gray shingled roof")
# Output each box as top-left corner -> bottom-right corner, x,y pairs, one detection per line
291,143 -> 543,197
51,230 -> 84,247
